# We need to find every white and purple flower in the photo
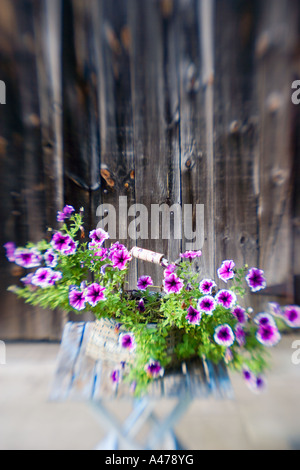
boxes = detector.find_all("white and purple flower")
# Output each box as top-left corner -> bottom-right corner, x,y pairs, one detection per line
51,232 -> 73,254
180,250 -> 202,262
137,275 -> 153,291
119,333 -> 136,352
214,324 -> 235,347
186,305 -> 202,325
89,228 -> 109,246
20,273 -> 35,285
243,368 -> 266,394
199,278 -> 216,295
145,359 -> 164,379
44,249 -> 58,268
137,299 -> 146,313
14,248 -> 42,269
57,205 -> 75,222
217,260 -> 235,283
93,247 -> 108,260
235,324 -> 246,347
163,273 -> 184,294
197,295 -> 216,315
283,306 -> 300,328
112,248 -> 132,271
256,324 -> 281,347
4,242 -> 16,262
111,369 -> 121,384
69,287 -> 87,311
32,268 -> 61,288
268,302 -> 284,318
164,264 -> 176,278
108,242 -> 127,261
86,283 -> 106,307
254,313 -> 276,328
246,267 -> 267,292
216,290 -> 237,309
242,367 -> 256,388
232,306 -> 248,325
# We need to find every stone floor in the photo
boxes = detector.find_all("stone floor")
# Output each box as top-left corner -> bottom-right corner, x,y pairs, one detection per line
0,334 -> 300,450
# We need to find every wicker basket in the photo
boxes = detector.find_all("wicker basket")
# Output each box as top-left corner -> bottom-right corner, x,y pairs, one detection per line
85,316 -> 183,367
85,247 -> 183,367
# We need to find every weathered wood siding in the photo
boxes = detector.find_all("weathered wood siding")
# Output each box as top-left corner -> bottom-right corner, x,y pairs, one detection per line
0,0 -> 299,339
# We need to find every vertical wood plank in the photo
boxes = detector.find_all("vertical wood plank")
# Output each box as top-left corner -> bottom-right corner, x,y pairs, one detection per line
128,0 -> 181,286
178,0 -> 215,279
254,0 -> 297,301
213,0 -> 260,295
91,0 -> 138,289
0,0 -> 63,339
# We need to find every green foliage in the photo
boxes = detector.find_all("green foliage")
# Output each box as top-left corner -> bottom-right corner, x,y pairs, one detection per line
5,207 -> 290,396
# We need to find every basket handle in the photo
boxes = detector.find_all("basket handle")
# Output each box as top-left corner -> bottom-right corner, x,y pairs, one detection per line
130,247 -> 169,267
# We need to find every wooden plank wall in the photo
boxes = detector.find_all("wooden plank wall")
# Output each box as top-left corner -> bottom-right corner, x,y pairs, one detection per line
0,0 -> 299,339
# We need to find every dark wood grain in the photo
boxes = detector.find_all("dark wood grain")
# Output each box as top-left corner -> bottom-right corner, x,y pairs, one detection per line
0,0 -> 299,339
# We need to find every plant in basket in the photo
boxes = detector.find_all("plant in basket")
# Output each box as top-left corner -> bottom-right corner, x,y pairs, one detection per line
4,206 -> 300,397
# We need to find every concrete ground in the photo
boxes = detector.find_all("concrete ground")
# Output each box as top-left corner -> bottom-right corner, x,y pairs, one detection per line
0,334 -> 300,450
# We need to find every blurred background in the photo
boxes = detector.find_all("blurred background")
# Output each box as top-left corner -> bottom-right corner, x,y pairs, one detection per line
0,0 -> 299,450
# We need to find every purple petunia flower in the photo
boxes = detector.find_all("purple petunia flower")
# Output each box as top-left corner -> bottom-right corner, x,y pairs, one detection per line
232,306 -> 248,325
69,287 -> 87,311
243,369 -> 266,394
32,268 -> 56,288
137,299 -> 146,313
186,305 -> 202,325
4,242 -> 16,262
14,248 -> 42,269
254,375 -> 267,394
137,275 -> 153,291
268,302 -> 284,318
217,260 -> 235,283
57,205 -> 75,222
246,267 -> 267,292
164,264 -> 176,278
51,233 -> 77,255
86,283 -> 106,307
119,333 -> 136,352
44,249 -> 58,268
242,368 -> 257,390
112,248 -> 132,271
214,324 -> 235,347
283,306 -> 300,328
256,324 -> 281,347
254,313 -> 276,328
20,273 -> 35,285
100,263 -> 112,275
180,250 -> 202,262
111,369 -> 121,384
48,270 -> 63,286
63,237 -> 77,256
89,228 -> 109,246
108,242 -> 127,261
163,273 -> 184,294
51,232 -> 71,252
197,295 -> 216,315
145,359 -> 164,379
93,247 -> 108,260
199,278 -> 216,295
235,324 -> 246,347
216,290 -> 237,309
